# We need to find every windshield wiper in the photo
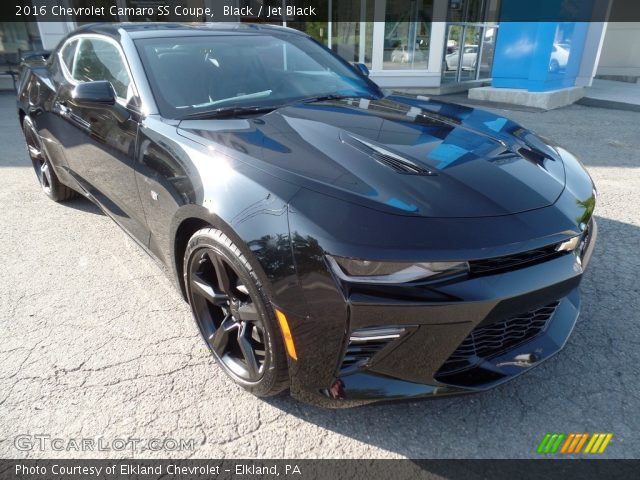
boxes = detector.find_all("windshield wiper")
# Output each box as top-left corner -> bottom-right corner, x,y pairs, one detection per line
180,94 -> 379,119
180,105 -> 278,120
300,94 -> 378,104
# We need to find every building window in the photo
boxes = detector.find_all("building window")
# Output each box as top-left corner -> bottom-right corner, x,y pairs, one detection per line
383,0 -> 434,70
0,21 -> 42,87
0,22 -> 42,56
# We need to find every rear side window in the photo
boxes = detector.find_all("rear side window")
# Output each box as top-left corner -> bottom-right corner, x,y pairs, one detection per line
72,38 -> 131,100
60,40 -> 77,74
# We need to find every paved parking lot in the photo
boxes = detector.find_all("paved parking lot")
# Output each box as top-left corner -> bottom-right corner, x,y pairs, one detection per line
0,92 -> 638,459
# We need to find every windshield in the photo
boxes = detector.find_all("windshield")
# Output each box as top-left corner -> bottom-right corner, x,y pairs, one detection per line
135,33 -> 381,119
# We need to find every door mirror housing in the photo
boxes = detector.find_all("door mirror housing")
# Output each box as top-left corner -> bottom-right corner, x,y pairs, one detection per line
71,81 -> 129,123
353,63 -> 370,77
72,81 -> 117,108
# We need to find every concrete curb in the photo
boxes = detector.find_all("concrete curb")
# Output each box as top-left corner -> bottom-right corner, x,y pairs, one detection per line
577,96 -> 640,112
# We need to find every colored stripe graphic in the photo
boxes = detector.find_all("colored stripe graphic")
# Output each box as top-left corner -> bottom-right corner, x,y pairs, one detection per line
584,433 -> 599,453
537,433 -> 565,454
560,433 -> 588,453
560,433 -> 575,453
585,433 -> 614,454
539,433 -> 613,454
537,433 -> 552,454
597,433 -> 613,453
573,433 -> 589,453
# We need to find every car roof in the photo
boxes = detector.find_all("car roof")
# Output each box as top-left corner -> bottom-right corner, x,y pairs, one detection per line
73,22 -> 306,41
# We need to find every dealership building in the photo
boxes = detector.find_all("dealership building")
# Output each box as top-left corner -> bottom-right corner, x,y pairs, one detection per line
1,0 -> 638,107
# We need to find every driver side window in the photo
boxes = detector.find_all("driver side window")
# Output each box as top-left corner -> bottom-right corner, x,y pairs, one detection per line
72,38 -> 131,100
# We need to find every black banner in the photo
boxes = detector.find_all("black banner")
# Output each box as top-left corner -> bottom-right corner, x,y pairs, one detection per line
0,460 -> 638,480
2,0 -> 640,23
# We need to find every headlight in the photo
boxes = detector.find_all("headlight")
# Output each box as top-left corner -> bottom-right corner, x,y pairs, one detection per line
326,256 -> 469,284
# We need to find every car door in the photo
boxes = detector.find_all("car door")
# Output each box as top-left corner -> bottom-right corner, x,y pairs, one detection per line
54,35 -> 149,245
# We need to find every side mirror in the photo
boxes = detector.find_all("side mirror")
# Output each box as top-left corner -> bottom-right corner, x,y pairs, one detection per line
71,80 -> 130,123
353,63 -> 370,77
71,81 -> 116,108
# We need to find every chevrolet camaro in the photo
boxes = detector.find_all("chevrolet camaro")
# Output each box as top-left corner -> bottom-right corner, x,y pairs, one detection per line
17,23 -> 596,407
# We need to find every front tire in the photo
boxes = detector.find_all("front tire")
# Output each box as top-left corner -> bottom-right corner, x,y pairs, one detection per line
23,116 -> 78,202
184,228 -> 289,397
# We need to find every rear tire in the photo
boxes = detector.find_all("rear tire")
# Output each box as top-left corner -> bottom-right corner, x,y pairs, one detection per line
23,116 -> 78,203
184,228 -> 289,397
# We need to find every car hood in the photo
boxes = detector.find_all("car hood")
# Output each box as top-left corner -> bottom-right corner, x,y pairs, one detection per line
178,94 -> 566,218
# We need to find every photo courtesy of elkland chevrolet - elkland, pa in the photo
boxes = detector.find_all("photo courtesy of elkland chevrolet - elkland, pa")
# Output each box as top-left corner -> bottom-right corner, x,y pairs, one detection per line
17,22 -> 596,407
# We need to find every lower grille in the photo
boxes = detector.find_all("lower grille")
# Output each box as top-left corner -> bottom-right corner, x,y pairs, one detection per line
437,301 -> 560,375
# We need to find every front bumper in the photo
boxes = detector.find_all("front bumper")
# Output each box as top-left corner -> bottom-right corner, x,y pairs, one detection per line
286,218 -> 597,408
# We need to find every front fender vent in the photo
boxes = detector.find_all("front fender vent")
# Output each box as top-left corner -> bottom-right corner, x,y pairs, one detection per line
339,327 -> 406,374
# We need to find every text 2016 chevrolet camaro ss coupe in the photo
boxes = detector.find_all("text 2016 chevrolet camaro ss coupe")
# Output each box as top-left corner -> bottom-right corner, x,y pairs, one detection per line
18,23 -> 596,407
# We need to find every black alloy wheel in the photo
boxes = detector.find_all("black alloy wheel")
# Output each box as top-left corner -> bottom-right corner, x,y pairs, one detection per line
184,228 -> 289,396
23,117 -> 77,202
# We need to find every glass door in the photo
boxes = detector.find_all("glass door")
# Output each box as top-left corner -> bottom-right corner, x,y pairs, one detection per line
441,0 -> 500,84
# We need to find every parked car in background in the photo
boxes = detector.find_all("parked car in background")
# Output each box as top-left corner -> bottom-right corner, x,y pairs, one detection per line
445,44 -> 478,70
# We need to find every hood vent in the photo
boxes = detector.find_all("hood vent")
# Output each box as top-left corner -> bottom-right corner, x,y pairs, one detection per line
370,151 -> 434,175
518,147 -> 547,165
345,135 -> 436,176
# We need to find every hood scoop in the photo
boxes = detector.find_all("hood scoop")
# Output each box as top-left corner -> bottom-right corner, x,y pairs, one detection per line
342,133 -> 436,176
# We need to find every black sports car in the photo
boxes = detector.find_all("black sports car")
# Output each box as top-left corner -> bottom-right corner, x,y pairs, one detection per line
17,23 -> 596,407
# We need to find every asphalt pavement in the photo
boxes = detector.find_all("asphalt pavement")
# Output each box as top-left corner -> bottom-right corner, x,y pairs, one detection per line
0,92 -> 638,459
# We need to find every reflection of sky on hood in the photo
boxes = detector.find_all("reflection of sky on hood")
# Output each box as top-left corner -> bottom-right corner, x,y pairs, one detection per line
235,130 -> 290,153
484,117 -> 509,132
385,197 -> 418,212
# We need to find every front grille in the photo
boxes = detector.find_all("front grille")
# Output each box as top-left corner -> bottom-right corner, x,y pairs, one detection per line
469,244 -> 564,275
339,327 -> 405,374
437,301 -> 560,375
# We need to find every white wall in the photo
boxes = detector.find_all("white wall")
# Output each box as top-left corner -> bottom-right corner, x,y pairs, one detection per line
596,22 -> 640,77
36,22 -> 76,50
31,0 -> 76,50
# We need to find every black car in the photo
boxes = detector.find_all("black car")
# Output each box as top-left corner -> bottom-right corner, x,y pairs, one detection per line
17,23 -> 596,407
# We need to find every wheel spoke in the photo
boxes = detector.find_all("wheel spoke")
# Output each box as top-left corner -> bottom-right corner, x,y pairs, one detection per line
237,302 -> 260,323
208,315 -> 236,356
41,162 -> 52,187
28,144 -> 42,159
238,323 -> 259,378
190,275 -> 228,305
208,252 -> 234,297
37,164 -> 44,184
